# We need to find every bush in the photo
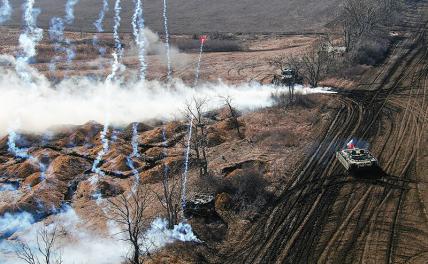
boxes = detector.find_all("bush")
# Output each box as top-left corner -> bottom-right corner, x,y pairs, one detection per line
353,38 -> 390,65
293,94 -> 317,108
197,166 -> 272,218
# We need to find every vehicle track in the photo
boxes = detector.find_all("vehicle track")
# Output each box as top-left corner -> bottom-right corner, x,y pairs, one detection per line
220,1 -> 428,263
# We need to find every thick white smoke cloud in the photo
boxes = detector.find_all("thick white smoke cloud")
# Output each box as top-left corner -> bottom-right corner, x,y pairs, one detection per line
0,206 -> 199,264
0,55 -> 334,136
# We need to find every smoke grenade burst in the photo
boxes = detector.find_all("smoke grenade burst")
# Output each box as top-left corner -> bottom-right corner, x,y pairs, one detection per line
16,0 -> 43,83
106,0 -> 124,82
0,0 -> 11,24
132,0 -> 147,80
181,116 -> 193,216
162,0 -> 172,81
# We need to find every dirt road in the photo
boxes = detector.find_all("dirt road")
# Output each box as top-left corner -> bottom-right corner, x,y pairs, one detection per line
220,1 -> 428,263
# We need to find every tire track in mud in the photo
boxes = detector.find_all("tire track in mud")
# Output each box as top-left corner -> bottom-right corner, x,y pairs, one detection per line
221,2 -> 428,263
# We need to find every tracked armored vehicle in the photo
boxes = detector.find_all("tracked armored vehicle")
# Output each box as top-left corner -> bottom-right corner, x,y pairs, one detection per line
272,68 -> 303,86
336,142 -> 378,172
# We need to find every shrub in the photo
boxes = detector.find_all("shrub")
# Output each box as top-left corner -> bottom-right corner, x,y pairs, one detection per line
353,38 -> 390,65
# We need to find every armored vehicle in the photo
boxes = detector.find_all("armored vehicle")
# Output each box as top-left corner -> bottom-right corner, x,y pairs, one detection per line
336,141 -> 378,171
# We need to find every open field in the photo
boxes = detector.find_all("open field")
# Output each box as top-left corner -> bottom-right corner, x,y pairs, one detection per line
0,0 -> 427,263
5,0 -> 341,33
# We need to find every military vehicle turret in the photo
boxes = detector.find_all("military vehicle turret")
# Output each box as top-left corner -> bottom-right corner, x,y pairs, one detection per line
272,68 -> 303,86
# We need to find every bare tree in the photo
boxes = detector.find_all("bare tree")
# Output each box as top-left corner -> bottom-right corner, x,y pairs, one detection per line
222,96 -> 243,139
286,39 -> 331,88
186,97 -> 209,177
15,226 -> 63,264
106,183 -> 152,264
154,162 -> 180,229
339,0 -> 401,51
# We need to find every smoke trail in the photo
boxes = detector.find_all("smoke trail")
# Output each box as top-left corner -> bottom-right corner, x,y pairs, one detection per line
106,0 -> 123,82
161,127 -> 169,193
194,41 -> 205,86
48,17 -> 65,72
0,0 -> 11,24
162,0 -> 172,81
15,0 -> 43,83
132,0 -> 147,80
91,116 -> 112,198
91,120 -> 109,179
126,123 -> 140,193
92,0 -> 109,73
94,0 -> 108,32
8,130 -> 46,182
64,0 -> 79,24
48,0 -> 79,74
181,116 -> 193,216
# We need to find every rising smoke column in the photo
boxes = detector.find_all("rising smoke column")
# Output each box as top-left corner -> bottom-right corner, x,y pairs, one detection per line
162,0 -> 172,81
15,0 -> 43,83
132,0 -> 147,80
181,116 -> 193,216
93,0 -> 109,65
0,0 -> 11,24
126,123 -> 141,193
48,18 -> 65,72
106,0 -> 124,82
48,0 -> 79,74
91,119 -> 109,181
92,0 -> 123,194
8,130 -> 46,182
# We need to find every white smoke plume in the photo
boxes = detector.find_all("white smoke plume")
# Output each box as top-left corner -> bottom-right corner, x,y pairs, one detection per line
162,0 -> 172,81
107,0 -> 124,82
16,0 -> 43,83
0,0 -> 11,24
126,28 -> 188,68
0,55 -> 335,136
0,206 -> 199,263
132,0 -> 147,80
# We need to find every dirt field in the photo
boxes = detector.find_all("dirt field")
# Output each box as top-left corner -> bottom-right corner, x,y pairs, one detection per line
0,0 -> 427,263
209,1 -> 428,263
5,0 -> 340,33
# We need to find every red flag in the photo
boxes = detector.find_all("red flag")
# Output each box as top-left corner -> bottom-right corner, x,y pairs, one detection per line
199,35 -> 208,44
346,140 -> 355,149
